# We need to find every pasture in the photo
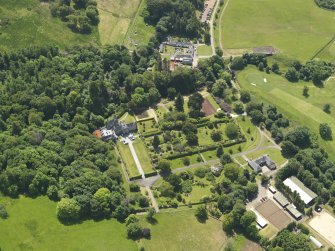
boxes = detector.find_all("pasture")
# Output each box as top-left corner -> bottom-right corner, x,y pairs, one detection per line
139,209 -> 227,251
0,196 -> 137,251
220,0 -> 335,61
238,67 -> 335,158
0,0 -> 99,51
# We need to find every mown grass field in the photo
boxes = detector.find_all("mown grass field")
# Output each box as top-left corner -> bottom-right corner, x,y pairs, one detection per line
238,66 -> 335,158
197,44 -> 213,56
117,141 -> 140,177
97,0 -> 141,45
220,0 -> 335,61
139,209 -> 227,251
132,138 -> 154,174
0,196 -> 137,251
246,148 -> 287,166
0,0 -> 99,51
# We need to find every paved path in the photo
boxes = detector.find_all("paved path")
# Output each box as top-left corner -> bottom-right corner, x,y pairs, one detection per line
146,186 -> 160,212
127,139 -> 145,179
209,0 -> 220,55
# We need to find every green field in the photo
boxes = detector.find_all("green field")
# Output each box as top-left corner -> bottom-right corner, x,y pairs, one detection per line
138,119 -> 159,134
97,0 -> 141,45
133,138 -> 154,173
117,141 -> 140,178
317,39 -> 335,63
123,0 -> 155,50
139,209 -> 227,251
0,0 -> 99,51
238,67 -> 335,158
220,0 -> 335,61
170,154 -> 202,169
0,196 -> 137,251
197,44 -> 213,56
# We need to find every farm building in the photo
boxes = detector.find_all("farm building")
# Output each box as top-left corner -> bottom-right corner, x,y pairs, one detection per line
248,155 -> 276,173
252,210 -> 268,229
252,46 -> 276,55
309,236 -> 323,249
286,204 -> 302,220
269,186 -> 277,194
283,176 -> 317,205
171,54 -> 193,66
273,193 -> 289,208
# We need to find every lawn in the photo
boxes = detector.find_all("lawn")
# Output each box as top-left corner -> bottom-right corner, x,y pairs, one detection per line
120,112 -> 136,123
197,44 -> 213,56
317,40 -> 335,63
197,123 -> 229,146
238,66 -> 335,159
0,0 -> 99,51
132,138 -> 154,174
117,141 -> 140,178
139,209 -> 227,251
97,0 -> 141,45
0,196 -> 137,251
123,0 -> 155,50
236,116 -> 262,151
220,0 -> 335,61
170,154 -> 202,169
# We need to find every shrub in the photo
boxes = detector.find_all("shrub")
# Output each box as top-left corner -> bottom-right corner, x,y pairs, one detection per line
0,204 -> 8,219
183,157 -> 190,166
129,183 -> 140,192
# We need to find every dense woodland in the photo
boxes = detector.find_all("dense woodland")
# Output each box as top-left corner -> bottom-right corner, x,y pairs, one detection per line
145,0 -> 204,40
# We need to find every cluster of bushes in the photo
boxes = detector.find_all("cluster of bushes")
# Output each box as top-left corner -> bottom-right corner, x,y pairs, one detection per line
230,53 -> 279,74
315,0 -> 335,10
0,204 -> 8,219
261,222 -> 312,250
46,0 -> 99,34
285,60 -> 334,85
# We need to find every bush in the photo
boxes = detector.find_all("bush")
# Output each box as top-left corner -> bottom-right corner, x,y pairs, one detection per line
0,204 -> 8,219
195,205 -> 208,222
129,183 -> 140,192
183,157 -> 190,166
127,222 -> 142,239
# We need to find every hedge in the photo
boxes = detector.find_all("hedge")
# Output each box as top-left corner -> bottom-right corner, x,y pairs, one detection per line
142,130 -> 161,138
145,171 -> 158,178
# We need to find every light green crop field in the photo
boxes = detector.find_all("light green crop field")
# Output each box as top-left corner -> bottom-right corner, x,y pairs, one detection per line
132,138 -> 154,173
220,0 -> 335,61
238,66 -> 335,158
139,209 -> 227,251
97,0 -> 141,45
0,0 -> 99,51
117,141 -> 140,177
0,196 -> 137,251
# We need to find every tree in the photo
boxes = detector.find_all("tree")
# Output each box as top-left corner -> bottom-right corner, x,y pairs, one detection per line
167,87 -> 177,100
146,207 -> 156,221
225,123 -> 239,139
233,102 -> 244,114
240,211 -> 256,229
224,163 -> 240,182
157,160 -> 171,175
127,222 -> 142,239
211,130 -> 222,141
319,123 -> 332,140
91,188 -> 112,218
153,135 -> 160,149
281,140 -> 299,158
240,91 -> 251,103
222,213 -> 234,233
0,204 -> 8,219
175,93 -> 184,112
216,145 -> 224,157
231,57 -> 245,70
303,86 -> 309,97
323,103 -> 331,114
188,93 -> 204,111
56,198 -> 81,222
221,154 -> 233,165
126,214 -> 139,226
271,63 -> 279,73
285,67 -> 299,82
195,205 -> 208,222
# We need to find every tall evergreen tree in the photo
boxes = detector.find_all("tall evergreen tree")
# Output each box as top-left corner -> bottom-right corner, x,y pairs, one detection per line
175,93 -> 184,112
